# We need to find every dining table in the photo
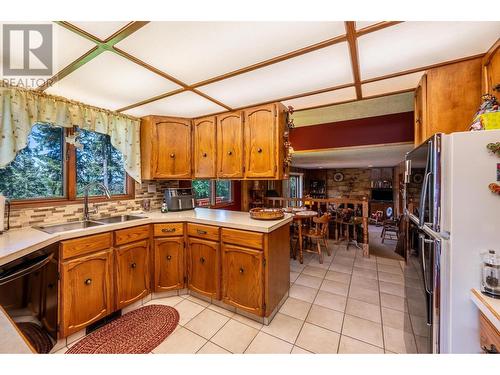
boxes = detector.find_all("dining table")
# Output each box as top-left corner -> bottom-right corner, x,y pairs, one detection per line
284,208 -> 318,264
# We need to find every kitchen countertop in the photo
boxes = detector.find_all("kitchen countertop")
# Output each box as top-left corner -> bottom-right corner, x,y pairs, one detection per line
470,288 -> 500,331
0,208 -> 292,266
0,306 -> 34,354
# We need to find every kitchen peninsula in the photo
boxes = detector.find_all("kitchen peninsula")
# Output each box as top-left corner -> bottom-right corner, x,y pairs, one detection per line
0,208 -> 292,342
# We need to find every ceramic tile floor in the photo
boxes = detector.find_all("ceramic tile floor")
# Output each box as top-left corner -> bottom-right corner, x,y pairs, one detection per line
54,243 -> 430,354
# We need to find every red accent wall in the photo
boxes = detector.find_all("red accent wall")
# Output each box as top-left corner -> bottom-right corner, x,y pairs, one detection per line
290,111 -> 414,151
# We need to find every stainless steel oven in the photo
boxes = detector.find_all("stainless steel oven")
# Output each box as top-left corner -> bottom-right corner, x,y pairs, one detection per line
0,244 -> 58,353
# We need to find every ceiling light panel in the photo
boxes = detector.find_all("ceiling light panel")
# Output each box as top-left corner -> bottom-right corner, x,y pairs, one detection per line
358,21 -> 500,80
0,22 -> 96,77
45,51 -> 180,110
197,43 -> 353,108
123,91 -> 226,118
69,21 -> 131,41
115,21 -> 346,84
361,72 -> 423,97
282,87 -> 357,110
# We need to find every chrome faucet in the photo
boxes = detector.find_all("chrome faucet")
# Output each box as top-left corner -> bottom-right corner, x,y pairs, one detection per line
83,182 -> 111,221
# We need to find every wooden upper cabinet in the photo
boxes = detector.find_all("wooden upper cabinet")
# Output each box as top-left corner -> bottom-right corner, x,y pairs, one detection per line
217,112 -> 244,178
221,243 -> 263,316
154,237 -> 185,292
244,104 -> 277,178
483,41 -> 500,95
193,116 -> 217,178
60,249 -> 113,337
414,74 -> 427,147
187,237 -> 220,299
115,240 -> 150,309
414,58 -> 482,146
141,116 -> 192,179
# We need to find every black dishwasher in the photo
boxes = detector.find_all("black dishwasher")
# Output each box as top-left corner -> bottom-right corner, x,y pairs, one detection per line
0,244 -> 58,353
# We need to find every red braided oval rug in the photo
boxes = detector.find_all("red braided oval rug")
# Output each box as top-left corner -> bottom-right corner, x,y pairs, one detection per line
66,305 -> 179,354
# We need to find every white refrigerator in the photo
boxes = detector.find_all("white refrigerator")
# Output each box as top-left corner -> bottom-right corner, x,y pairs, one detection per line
405,129 -> 500,353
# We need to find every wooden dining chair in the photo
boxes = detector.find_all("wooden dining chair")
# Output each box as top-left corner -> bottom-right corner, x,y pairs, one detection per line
303,213 -> 331,264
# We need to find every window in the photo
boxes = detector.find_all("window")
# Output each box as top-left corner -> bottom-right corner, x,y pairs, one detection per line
0,124 -> 134,205
76,129 -> 127,197
192,180 -> 233,207
287,173 -> 303,206
0,124 -> 64,200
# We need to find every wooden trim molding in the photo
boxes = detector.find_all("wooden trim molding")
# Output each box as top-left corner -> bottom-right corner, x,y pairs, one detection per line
345,21 -> 362,99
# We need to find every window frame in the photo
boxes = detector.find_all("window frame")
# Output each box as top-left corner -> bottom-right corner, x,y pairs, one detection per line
9,127 -> 135,208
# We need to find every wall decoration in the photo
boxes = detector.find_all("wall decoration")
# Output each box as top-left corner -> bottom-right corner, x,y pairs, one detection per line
333,172 -> 344,182
489,183 -> 500,195
413,173 -> 424,184
487,142 -> 500,157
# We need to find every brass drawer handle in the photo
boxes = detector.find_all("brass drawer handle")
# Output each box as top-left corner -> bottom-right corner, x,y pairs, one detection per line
166,255 -> 172,261
84,278 -> 92,285
170,153 -> 175,158
200,257 -> 205,264
227,151 -> 232,156
239,267 -> 244,274
202,152 -> 207,158
257,148 -> 262,153
162,228 -> 176,233
130,262 -> 137,269
197,229 -> 207,235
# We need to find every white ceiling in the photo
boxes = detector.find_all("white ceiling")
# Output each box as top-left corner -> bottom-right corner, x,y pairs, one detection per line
292,143 -> 414,169
10,21 -> 498,117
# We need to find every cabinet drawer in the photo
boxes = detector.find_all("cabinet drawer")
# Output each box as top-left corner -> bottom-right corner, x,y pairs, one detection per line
187,223 -> 220,241
154,223 -> 184,237
221,228 -> 263,250
61,232 -> 112,260
114,225 -> 150,246
479,312 -> 500,353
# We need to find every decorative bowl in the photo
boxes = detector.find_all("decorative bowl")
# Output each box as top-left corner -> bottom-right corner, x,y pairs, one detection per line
249,208 -> 285,220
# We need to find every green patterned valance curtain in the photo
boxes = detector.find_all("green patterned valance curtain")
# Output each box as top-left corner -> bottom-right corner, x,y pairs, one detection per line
0,85 -> 142,182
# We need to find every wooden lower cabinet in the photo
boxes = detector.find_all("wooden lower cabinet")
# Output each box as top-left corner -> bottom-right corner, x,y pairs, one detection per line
153,237 -> 185,292
59,249 -> 113,337
187,237 -> 220,299
221,244 -> 264,316
115,240 -> 150,309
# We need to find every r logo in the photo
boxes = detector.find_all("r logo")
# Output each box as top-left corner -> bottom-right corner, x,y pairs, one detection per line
2,24 -> 53,76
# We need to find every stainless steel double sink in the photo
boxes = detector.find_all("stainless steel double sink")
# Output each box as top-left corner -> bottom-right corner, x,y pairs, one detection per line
35,215 -> 145,234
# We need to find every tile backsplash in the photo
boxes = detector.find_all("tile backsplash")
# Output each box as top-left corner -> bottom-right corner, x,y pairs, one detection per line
5,180 -> 179,230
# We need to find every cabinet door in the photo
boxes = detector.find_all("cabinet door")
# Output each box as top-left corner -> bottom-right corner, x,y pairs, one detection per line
217,112 -> 244,178
414,74 -> 427,146
222,243 -> 263,316
244,104 -> 277,178
60,249 -> 113,337
187,238 -> 219,299
115,240 -> 150,309
155,118 -> 192,179
154,237 -> 185,292
193,116 -> 216,178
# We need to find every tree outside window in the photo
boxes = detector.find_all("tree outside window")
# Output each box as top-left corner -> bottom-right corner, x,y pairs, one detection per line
192,180 -> 232,207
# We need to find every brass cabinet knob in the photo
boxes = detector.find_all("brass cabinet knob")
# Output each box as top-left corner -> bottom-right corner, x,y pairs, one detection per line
166,255 -> 172,261
170,153 -> 175,158
130,262 -> 137,269
239,267 -> 244,274
84,278 -> 92,285
227,151 -> 232,156
202,152 -> 207,158
200,257 -> 206,264
257,148 -> 262,153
